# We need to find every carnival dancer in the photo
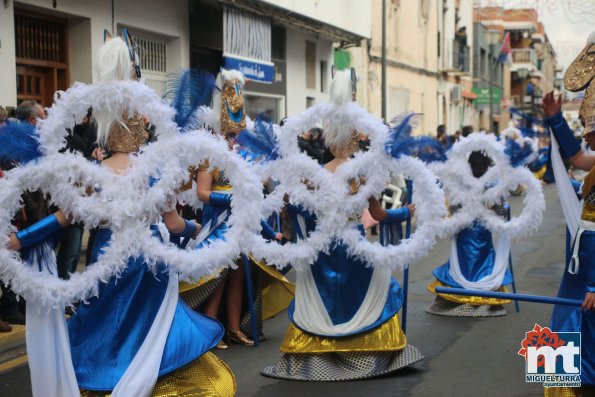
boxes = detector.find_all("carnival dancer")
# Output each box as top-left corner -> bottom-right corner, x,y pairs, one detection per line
426,142 -> 514,317
262,69 -> 424,381
5,32 -> 236,396
542,31 -> 595,396
185,68 -> 293,348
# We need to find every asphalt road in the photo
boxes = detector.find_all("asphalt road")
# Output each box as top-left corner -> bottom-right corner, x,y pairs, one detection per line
0,183 -> 567,397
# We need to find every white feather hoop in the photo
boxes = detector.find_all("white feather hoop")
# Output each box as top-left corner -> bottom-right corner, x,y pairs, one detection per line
431,132 -> 545,239
249,101 -> 447,271
0,81 -> 264,307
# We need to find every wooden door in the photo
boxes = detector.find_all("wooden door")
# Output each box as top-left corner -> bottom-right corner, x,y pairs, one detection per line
14,11 -> 68,107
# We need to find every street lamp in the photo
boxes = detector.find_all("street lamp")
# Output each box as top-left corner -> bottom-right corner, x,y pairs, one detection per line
485,29 -> 500,132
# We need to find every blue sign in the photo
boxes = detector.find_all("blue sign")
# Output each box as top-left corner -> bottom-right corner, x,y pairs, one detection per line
224,56 -> 275,84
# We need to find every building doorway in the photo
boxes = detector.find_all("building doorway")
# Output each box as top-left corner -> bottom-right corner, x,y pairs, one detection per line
14,11 -> 68,107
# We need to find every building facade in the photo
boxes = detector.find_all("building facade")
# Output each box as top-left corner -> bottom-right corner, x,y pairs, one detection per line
474,7 -> 560,125
0,0 -> 191,109
472,21 -> 505,132
0,0 -> 371,123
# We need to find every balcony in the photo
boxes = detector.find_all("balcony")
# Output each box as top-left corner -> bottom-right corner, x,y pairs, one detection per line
452,39 -> 470,74
511,48 -> 538,73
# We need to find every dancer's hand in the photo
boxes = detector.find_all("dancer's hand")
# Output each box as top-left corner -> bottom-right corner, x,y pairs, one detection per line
542,92 -> 562,117
275,232 -> 283,241
406,203 -> 416,218
581,292 -> 595,312
7,233 -> 21,251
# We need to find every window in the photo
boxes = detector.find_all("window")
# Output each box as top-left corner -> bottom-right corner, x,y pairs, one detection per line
320,60 -> 328,93
306,41 -> 316,89
119,28 -> 167,73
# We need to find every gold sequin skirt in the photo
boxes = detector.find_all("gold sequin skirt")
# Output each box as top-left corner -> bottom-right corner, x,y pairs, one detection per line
544,386 -> 595,397
427,279 -> 512,305
81,352 -> 236,397
280,313 -> 406,354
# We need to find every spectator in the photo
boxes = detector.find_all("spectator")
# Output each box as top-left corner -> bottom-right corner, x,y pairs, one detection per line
455,27 -> 468,71
462,125 -> 474,138
57,108 -> 102,279
15,100 -> 45,125
0,105 -> 7,126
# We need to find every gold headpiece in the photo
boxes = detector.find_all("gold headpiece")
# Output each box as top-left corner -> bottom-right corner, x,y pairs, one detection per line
329,131 -> 360,158
106,113 -> 147,153
564,33 -> 595,136
220,78 -> 246,135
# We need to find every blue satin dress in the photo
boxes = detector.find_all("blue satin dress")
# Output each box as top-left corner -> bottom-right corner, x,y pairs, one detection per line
67,225 -> 224,391
550,169 -> 595,385
433,221 -> 513,288
286,205 -> 403,337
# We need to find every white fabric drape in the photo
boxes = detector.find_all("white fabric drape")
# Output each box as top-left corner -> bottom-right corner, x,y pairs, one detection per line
111,272 -> 179,397
291,214 -> 391,336
25,242 -> 79,397
447,232 -> 511,291
550,130 -> 582,240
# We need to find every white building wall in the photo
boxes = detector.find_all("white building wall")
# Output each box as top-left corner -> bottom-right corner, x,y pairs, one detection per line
0,1 -> 18,108
261,0 -> 371,39
285,28 -> 333,117
0,0 -> 189,107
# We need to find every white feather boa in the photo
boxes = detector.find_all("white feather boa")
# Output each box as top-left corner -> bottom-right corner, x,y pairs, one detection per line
431,133 -> 545,239
0,81 -> 264,307
249,102 -> 447,271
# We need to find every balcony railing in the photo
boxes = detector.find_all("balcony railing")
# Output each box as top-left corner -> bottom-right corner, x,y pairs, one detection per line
511,48 -> 538,69
452,39 -> 470,73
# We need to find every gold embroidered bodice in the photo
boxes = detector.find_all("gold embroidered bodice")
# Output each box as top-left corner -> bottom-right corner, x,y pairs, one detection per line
197,160 -> 231,191
582,166 -> 595,222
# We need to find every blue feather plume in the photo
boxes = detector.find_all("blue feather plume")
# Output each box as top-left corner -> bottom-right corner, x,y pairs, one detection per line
385,113 -> 447,163
0,120 -> 43,165
162,69 -> 216,132
504,139 -> 534,167
236,113 -> 279,162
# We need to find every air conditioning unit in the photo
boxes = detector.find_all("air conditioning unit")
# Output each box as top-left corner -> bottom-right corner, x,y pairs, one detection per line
450,84 -> 462,102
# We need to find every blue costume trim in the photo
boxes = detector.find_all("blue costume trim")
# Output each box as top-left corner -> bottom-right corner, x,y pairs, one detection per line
16,214 -> 62,249
209,192 -> 231,208
544,112 -> 581,159
169,219 -> 197,239
260,219 -> 277,240
286,204 -> 403,338
433,221 -> 514,287
385,207 -> 409,223
550,229 -> 595,385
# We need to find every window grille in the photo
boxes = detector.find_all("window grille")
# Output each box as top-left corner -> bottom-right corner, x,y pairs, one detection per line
118,28 -> 167,73
15,14 -> 66,63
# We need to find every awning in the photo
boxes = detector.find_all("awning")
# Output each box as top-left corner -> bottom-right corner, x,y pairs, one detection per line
223,7 -> 275,83
463,90 -> 477,100
219,0 -> 366,44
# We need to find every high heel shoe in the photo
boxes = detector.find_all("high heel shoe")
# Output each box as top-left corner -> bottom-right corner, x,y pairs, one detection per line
216,339 -> 229,350
226,329 -> 254,346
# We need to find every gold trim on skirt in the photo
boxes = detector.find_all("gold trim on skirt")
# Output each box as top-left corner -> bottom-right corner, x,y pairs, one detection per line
280,313 -> 407,354
544,386 -> 595,397
427,279 -> 512,305
249,255 -> 295,320
179,268 -> 225,294
81,352 -> 236,397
